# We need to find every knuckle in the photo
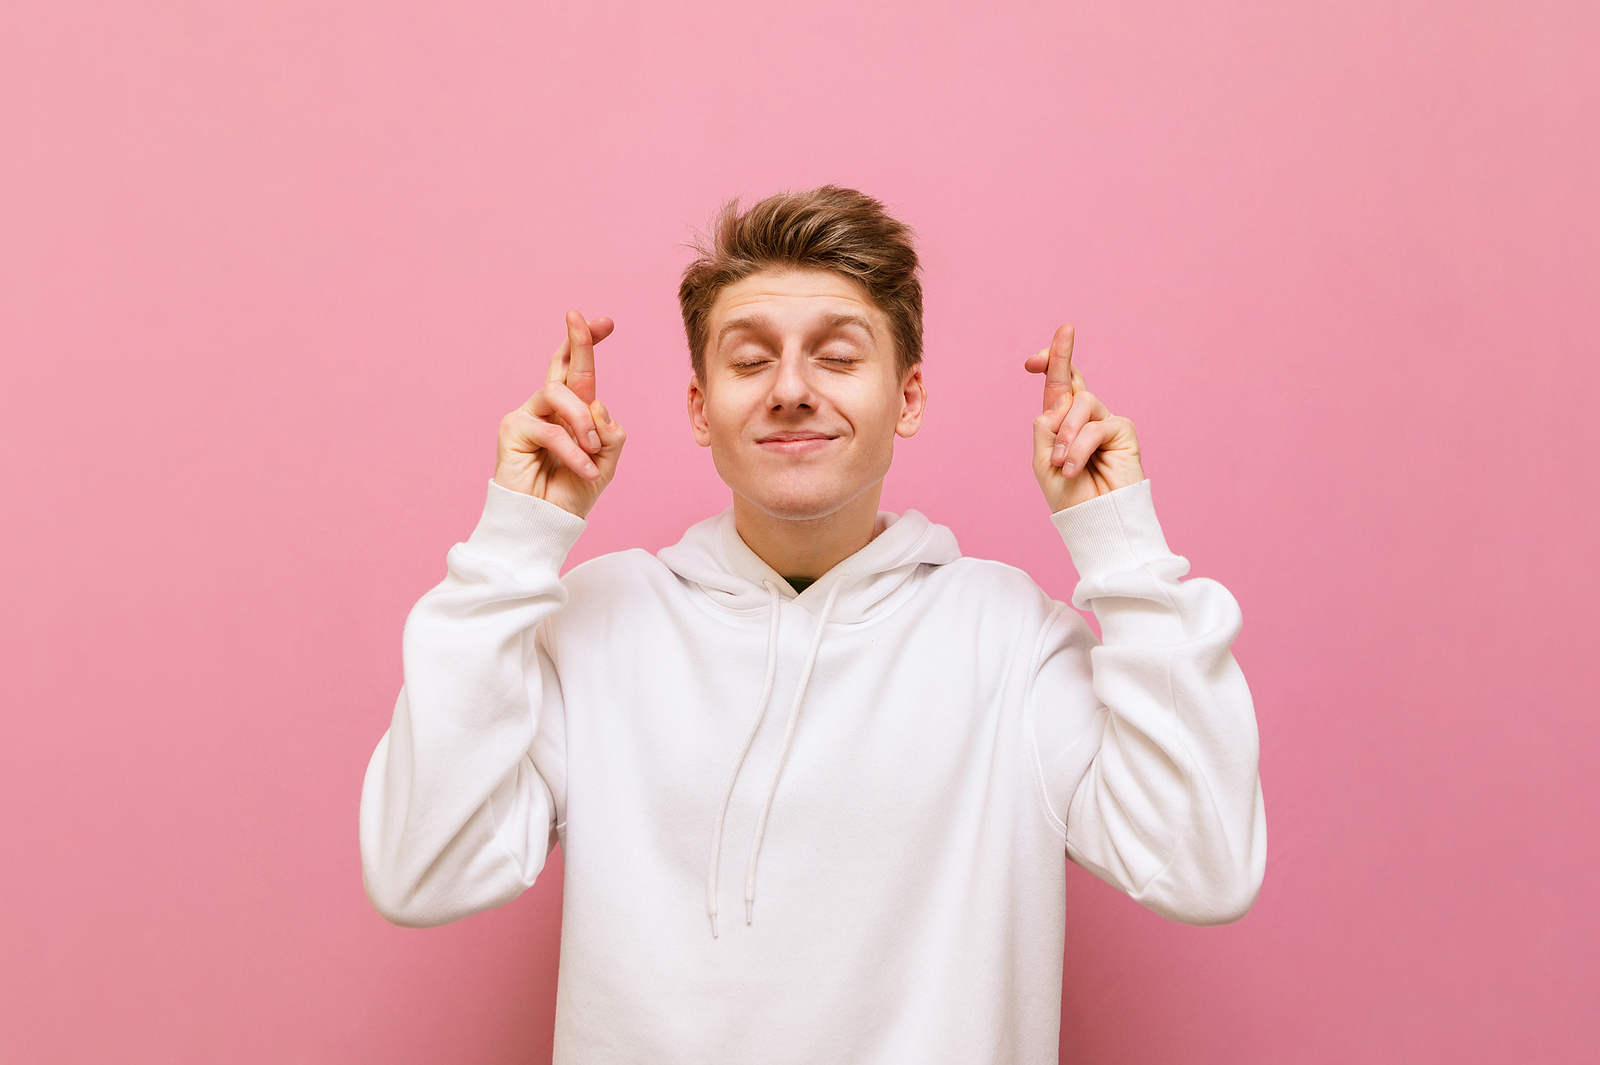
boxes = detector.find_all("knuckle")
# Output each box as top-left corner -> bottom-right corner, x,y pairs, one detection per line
502,412 -> 536,440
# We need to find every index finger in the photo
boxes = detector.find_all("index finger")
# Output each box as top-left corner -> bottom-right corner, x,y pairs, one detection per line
1042,323 -> 1075,413
566,310 -> 598,404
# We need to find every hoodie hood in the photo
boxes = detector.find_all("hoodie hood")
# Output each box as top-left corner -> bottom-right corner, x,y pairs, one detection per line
657,506 -> 962,622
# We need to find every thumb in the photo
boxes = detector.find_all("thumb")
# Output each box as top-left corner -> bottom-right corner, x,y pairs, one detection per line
591,400 -> 627,466
1032,402 -> 1069,469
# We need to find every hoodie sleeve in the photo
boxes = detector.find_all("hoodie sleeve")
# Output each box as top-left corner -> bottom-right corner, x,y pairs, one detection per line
359,480 -> 585,928
1026,480 -> 1266,925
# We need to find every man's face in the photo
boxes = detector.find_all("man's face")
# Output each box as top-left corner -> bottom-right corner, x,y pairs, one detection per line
689,267 -> 926,522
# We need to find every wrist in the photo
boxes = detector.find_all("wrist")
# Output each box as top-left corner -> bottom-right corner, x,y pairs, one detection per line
473,480 -> 589,568
1050,478 -> 1169,579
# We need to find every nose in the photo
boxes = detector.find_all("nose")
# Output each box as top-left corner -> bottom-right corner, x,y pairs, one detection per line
767,346 -> 817,412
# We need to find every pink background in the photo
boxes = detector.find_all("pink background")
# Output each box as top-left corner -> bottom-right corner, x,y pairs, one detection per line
3,0 -> 1596,1061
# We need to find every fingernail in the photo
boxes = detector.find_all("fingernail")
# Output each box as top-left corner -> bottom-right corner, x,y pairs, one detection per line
584,460 -> 598,476
588,430 -> 601,451
1051,444 -> 1067,464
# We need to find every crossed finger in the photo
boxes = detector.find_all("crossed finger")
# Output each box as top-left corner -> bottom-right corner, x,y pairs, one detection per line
1046,389 -> 1111,470
539,311 -> 613,453
1024,327 -> 1085,408
1043,323 -> 1074,414
1020,323 -> 1086,414
546,311 -> 609,403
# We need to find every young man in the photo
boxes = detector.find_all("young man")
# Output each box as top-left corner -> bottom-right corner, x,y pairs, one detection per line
360,187 -> 1265,1063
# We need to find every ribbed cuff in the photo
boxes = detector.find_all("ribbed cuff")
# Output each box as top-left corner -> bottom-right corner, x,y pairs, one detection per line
465,479 -> 589,572
1050,479 -> 1173,578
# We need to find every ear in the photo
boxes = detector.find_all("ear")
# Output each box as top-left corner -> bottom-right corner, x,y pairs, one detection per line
895,364 -> 927,439
687,376 -> 712,447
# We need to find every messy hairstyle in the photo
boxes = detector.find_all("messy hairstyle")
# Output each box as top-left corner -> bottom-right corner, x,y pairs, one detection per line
678,186 -> 923,380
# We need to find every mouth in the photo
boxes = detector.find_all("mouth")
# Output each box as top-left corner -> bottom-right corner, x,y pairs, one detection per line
755,431 -> 839,456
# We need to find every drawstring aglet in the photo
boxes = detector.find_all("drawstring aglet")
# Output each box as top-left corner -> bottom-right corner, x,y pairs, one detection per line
710,913 -> 719,939
746,898 -> 754,925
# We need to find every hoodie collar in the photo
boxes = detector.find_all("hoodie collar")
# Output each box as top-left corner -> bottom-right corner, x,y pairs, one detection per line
658,506 -> 961,624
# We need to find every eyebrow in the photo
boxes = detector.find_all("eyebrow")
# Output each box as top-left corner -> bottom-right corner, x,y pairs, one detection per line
716,312 -> 877,348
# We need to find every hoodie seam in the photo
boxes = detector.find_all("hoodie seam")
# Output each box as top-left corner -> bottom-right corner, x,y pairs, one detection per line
559,546 -> 655,581
482,626 -> 553,884
673,574 -> 787,626
1023,602 -> 1073,840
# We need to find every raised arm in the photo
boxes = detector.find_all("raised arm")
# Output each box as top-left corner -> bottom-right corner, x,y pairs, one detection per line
1024,324 -> 1265,924
359,312 -> 627,927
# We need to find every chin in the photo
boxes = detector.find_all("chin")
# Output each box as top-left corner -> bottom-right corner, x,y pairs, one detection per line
748,469 -> 893,523
749,494 -> 846,522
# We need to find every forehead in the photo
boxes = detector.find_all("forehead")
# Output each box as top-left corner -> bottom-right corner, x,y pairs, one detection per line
708,267 -> 887,339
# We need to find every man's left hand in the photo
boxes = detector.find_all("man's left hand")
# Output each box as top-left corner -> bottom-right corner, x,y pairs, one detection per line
1026,323 -> 1146,512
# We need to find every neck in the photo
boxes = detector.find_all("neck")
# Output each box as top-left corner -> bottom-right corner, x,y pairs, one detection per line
732,483 -> 884,580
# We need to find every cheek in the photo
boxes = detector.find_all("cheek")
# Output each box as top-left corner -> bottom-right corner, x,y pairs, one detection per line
703,390 -> 753,443
850,381 -> 906,438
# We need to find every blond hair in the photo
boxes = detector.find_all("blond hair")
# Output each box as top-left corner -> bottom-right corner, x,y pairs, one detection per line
678,186 -> 923,380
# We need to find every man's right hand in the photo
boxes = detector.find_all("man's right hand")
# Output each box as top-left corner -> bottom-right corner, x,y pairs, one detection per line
494,310 -> 627,518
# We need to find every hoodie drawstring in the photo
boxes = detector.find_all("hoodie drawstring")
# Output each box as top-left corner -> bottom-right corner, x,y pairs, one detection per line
707,580 -> 783,938
742,574 -> 847,927
705,575 -> 850,937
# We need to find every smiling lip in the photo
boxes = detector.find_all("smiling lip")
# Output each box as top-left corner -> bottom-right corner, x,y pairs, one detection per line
756,432 -> 838,455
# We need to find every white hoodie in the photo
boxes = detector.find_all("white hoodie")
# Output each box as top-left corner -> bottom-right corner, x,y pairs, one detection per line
360,478 -> 1265,1064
